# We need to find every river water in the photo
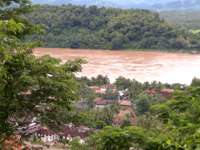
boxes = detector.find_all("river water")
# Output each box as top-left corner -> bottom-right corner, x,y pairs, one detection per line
34,48 -> 200,85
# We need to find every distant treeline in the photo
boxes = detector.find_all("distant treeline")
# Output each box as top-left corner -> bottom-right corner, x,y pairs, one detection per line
159,10 -> 200,30
27,5 -> 200,50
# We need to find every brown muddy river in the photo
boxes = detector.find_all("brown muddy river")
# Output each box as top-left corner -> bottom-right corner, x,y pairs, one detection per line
34,48 -> 200,85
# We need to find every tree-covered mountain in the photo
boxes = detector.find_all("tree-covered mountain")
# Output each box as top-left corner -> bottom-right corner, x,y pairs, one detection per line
32,0 -> 200,10
26,5 -> 200,50
160,10 -> 200,30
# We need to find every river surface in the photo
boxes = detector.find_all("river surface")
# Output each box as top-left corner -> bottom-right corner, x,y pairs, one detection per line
34,48 -> 200,85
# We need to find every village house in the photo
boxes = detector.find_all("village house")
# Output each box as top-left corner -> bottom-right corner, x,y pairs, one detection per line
35,128 -> 59,144
90,86 -> 106,94
90,84 -> 116,94
145,88 -> 174,98
94,98 -> 115,109
16,117 -> 41,136
160,88 -> 174,98
60,123 -> 92,144
32,123 -> 92,145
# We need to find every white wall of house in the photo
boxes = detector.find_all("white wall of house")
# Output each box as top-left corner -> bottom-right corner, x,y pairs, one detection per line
39,134 -> 59,143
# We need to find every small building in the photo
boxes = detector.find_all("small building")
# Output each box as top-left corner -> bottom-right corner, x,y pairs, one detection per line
60,124 -> 92,143
35,128 -> 59,144
94,98 -> 115,109
90,84 -> 116,94
90,86 -> 107,94
29,123 -> 92,145
160,88 -> 174,98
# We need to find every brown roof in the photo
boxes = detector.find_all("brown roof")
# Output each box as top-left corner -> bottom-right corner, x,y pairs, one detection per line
113,109 -> 137,126
62,125 -> 92,139
90,86 -> 106,94
2,135 -> 24,150
95,98 -> 115,106
161,88 -> 174,93
118,100 -> 132,107
90,84 -> 116,93
36,128 -> 56,136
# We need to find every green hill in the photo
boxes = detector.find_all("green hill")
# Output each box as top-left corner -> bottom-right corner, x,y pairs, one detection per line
159,10 -> 200,30
27,5 -> 200,50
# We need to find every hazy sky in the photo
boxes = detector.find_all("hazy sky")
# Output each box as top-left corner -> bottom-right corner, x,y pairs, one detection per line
32,0 -> 188,4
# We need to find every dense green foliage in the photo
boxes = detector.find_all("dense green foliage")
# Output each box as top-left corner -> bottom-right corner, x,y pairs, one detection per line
63,105 -> 119,129
159,10 -> 200,48
159,11 -> 200,30
0,0 -> 82,143
60,76 -> 173,130
86,83 -> 200,150
80,75 -> 110,86
26,5 -> 200,50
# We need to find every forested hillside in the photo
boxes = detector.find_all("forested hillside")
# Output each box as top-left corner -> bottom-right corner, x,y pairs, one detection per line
160,11 -> 200,30
26,5 -> 200,50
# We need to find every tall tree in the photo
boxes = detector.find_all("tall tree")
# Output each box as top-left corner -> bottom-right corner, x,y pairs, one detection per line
0,0 -> 82,143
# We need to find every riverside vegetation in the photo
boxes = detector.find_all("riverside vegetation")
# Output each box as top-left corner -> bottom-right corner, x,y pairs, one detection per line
26,5 -> 200,51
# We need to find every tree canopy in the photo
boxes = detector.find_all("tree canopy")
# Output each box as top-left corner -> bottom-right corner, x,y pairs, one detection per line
87,84 -> 200,150
26,5 -> 200,51
0,0 -> 83,143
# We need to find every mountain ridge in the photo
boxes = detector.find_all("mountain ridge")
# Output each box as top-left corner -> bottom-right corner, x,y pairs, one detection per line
32,0 -> 200,10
